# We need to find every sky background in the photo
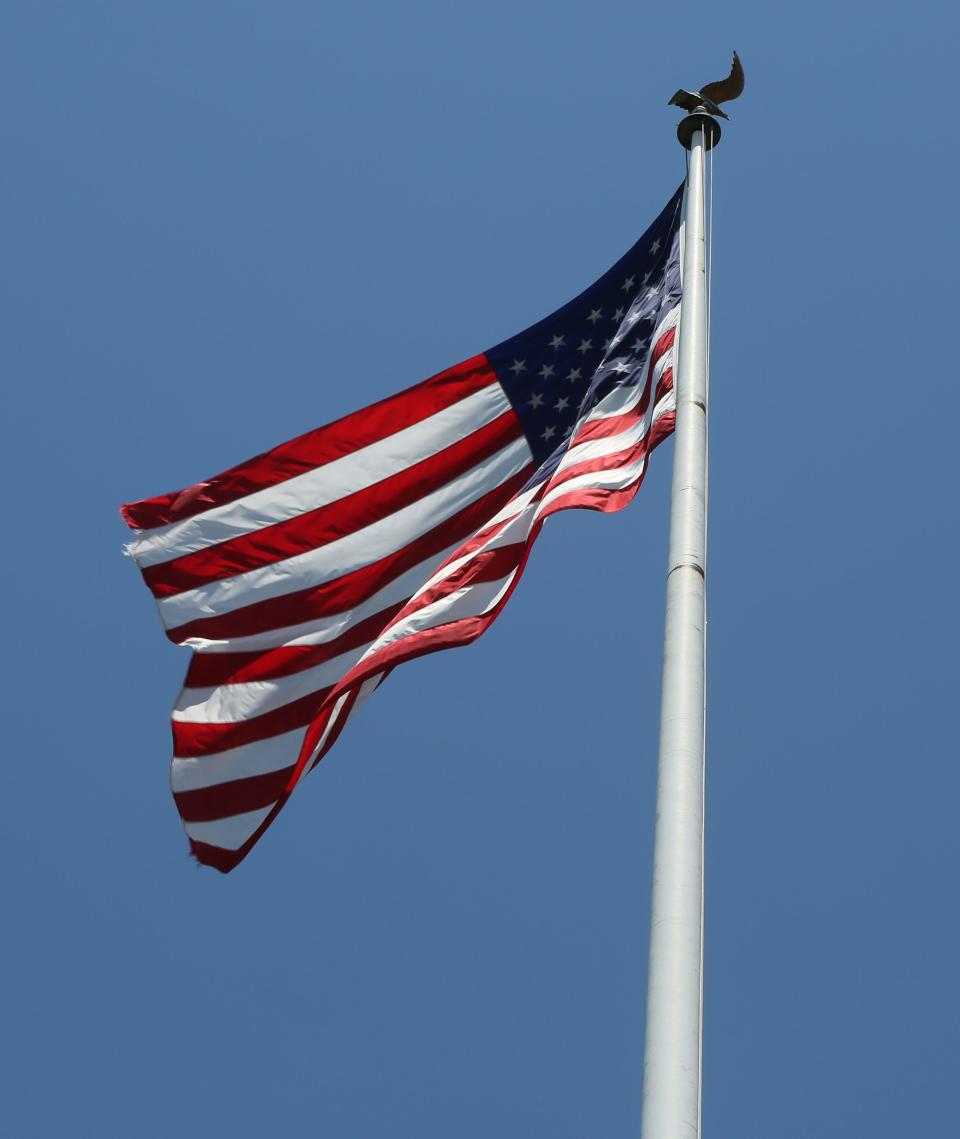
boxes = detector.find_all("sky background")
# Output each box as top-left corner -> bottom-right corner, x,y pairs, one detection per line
3,3 -> 958,1136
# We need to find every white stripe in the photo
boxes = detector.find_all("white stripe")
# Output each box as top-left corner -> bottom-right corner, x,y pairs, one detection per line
457,479 -> 542,537
578,305 -> 679,424
128,383 -> 510,567
159,436 -> 531,629
172,640 -> 373,724
305,671 -> 383,775
650,340 -> 677,390
559,413 -> 650,475
184,805 -> 275,851
303,689 -> 352,766
579,370 -> 648,424
181,540 -> 466,653
539,454 -> 649,513
351,671 -> 384,708
408,487 -> 542,599
365,571 -> 518,657
172,727 -> 307,790
652,388 -> 676,420
652,303 -> 680,339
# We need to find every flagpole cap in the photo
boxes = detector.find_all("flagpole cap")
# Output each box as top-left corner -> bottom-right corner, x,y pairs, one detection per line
677,109 -> 721,150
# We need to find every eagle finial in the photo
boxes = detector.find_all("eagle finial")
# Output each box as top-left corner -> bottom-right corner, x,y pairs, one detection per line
668,51 -> 745,121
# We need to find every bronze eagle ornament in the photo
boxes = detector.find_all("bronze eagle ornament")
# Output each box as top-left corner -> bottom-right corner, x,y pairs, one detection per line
668,51 -> 745,120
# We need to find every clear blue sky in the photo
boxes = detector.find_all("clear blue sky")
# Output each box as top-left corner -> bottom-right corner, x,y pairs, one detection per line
4,3 -> 957,1136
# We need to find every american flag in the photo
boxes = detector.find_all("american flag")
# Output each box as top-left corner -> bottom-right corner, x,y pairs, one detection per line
122,185 -> 684,872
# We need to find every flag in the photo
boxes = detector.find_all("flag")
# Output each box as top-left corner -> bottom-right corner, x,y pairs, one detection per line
122,185 -> 684,872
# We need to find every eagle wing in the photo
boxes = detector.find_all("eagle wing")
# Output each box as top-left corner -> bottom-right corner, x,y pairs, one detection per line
668,89 -> 702,112
699,51 -> 744,106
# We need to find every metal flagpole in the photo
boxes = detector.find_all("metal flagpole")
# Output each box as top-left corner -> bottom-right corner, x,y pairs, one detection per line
639,107 -> 719,1139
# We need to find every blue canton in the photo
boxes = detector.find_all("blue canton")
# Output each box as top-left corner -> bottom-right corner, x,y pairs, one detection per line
487,186 -> 683,468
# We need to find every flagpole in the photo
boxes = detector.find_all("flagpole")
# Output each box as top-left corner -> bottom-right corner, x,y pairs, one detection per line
640,109 -> 718,1139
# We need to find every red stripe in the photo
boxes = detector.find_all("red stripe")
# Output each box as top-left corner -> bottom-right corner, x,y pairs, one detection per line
651,324 -> 676,367
143,411 -> 520,597
380,543 -> 525,628
648,410 -> 675,452
187,840 -> 240,873
571,323 -> 672,448
654,366 -> 674,405
172,686 -> 333,758
166,464 -> 535,644
188,798 -> 289,873
548,434 -> 649,493
415,481 -> 546,569
539,479 -> 648,522
539,423 -> 667,517
572,384 -> 652,446
293,684 -> 363,788
183,604 -> 403,687
175,766 -> 292,823
121,356 -> 497,531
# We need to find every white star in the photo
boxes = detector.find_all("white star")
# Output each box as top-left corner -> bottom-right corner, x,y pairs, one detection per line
613,360 -> 630,374
627,310 -> 641,325
554,397 -> 569,412
647,287 -> 658,299
577,338 -> 593,355
631,338 -> 646,353
621,276 -> 635,292
541,426 -> 556,442
539,364 -> 555,380
642,271 -> 652,285
587,308 -> 602,324
549,334 -> 565,350
612,307 -> 625,322
529,393 -> 544,408
566,367 -> 582,382
649,237 -> 662,254
509,358 -> 526,375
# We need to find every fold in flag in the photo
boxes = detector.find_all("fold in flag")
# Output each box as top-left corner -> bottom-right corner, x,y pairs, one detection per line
122,185 -> 684,872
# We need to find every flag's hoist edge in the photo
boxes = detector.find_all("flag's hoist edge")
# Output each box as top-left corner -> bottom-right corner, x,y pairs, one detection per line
122,185 -> 685,872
